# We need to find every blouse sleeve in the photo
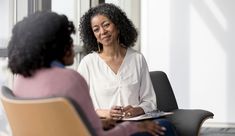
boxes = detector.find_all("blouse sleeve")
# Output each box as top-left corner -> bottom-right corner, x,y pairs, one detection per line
77,57 -> 90,87
138,55 -> 157,113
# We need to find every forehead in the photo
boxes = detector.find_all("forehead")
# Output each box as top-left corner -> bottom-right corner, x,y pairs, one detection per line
91,14 -> 111,26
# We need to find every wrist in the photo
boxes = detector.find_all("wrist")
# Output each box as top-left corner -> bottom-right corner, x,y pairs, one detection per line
134,107 -> 145,116
96,109 -> 111,118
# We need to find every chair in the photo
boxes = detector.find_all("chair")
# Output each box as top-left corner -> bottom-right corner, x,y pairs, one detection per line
0,86 -> 95,136
150,71 -> 214,136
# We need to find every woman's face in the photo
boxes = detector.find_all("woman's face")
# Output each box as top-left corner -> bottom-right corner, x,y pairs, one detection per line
91,14 -> 119,46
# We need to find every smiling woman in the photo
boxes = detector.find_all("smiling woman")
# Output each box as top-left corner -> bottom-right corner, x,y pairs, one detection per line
78,3 -> 177,136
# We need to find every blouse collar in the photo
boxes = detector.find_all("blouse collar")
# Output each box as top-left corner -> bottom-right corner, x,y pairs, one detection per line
50,60 -> 65,68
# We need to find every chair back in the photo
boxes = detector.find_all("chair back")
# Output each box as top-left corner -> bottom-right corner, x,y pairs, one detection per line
0,86 -> 95,136
150,71 -> 178,111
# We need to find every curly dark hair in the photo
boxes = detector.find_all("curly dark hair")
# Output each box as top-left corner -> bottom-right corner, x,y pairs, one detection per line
79,3 -> 138,54
8,11 -> 75,77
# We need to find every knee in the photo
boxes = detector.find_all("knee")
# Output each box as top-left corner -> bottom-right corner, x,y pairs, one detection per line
155,119 -> 178,136
157,119 -> 173,128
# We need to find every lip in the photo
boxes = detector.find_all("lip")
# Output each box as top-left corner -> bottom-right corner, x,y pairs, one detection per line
101,35 -> 111,40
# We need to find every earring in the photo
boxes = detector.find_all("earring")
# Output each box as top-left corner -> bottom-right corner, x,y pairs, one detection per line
97,41 -> 101,53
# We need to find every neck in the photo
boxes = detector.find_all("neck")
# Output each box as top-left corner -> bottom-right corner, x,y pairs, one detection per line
99,44 -> 126,60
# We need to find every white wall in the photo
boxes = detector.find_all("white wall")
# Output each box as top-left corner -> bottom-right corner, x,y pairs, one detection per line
51,0 -> 90,45
105,0 -> 140,51
0,0 -> 9,47
51,0 -> 91,70
141,0 -> 235,124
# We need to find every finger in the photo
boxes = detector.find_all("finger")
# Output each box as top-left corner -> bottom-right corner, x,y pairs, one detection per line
124,108 -> 137,117
123,105 -> 132,111
112,106 -> 123,110
141,121 -> 166,135
112,116 -> 123,120
110,110 -> 122,114
151,123 -> 166,135
125,112 -> 132,118
111,113 -> 123,117
153,121 -> 167,132
110,111 -> 124,120
110,107 -> 123,116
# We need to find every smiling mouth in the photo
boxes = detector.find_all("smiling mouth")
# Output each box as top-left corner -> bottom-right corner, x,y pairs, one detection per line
101,35 -> 111,40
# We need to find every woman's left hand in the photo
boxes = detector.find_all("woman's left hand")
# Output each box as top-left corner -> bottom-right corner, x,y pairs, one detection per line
101,118 -> 117,130
110,106 -> 125,120
123,105 -> 145,118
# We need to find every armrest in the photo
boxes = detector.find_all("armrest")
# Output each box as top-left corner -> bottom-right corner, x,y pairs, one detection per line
164,109 -> 214,136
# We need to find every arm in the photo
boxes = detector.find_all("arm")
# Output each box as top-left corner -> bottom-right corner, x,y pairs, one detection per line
96,109 -> 111,118
77,57 -> 90,86
122,105 -> 145,118
138,55 -> 157,113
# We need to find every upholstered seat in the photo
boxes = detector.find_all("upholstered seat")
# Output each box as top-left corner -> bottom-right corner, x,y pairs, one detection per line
150,71 -> 214,136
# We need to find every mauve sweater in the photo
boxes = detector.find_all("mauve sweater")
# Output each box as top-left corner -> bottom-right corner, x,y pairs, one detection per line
13,67 -> 138,136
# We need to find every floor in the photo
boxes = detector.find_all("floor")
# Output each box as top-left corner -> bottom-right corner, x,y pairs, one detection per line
200,127 -> 235,136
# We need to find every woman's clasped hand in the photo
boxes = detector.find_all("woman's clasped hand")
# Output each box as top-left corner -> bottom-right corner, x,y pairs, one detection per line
110,105 -> 145,120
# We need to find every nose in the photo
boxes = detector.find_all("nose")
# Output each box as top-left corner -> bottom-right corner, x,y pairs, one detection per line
100,27 -> 107,35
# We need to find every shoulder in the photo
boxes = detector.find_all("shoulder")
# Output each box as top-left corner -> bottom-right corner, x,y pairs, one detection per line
80,52 -> 98,64
54,68 -> 89,90
82,52 -> 97,61
127,48 -> 146,60
126,48 -> 149,70
50,67 -> 85,82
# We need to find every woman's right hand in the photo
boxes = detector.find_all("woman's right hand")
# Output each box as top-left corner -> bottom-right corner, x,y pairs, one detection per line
137,120 -> 166,136
109,106 -> 124,120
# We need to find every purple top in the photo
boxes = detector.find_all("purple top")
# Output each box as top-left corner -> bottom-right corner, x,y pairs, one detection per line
13,67 -> 139,136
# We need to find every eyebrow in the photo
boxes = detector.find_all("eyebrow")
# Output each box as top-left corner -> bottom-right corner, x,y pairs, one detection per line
92,20 -> 110,28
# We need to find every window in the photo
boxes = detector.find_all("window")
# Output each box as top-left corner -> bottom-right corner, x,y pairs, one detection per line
0,1 -> 95,135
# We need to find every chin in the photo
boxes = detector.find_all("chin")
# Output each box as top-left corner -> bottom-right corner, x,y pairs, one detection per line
65,61 -> 74,66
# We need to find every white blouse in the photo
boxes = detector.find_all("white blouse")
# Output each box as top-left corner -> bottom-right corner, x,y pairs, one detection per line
78,48 -> 157,113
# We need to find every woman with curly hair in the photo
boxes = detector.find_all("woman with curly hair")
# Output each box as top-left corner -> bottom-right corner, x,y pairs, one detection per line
7,11 -> 171,136
78,3 -> 177,136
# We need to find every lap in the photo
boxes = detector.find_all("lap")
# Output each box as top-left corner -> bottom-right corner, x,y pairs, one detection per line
131,118 -> 178,136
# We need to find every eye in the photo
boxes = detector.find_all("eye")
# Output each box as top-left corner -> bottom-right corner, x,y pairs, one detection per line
93,27 -> 99,33
103,23 -> 110,28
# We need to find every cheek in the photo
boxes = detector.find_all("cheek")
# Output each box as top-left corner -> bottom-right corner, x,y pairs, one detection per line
66,52 -> 75,65
69,49 -> 75,59
93,32 -> 100,39
64,49 -> 75,63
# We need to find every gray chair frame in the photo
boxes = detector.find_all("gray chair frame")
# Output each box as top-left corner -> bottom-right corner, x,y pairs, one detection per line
150,71 -> 214,136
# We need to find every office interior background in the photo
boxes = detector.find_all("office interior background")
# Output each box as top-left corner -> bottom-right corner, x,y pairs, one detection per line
0,0 -> 235,135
